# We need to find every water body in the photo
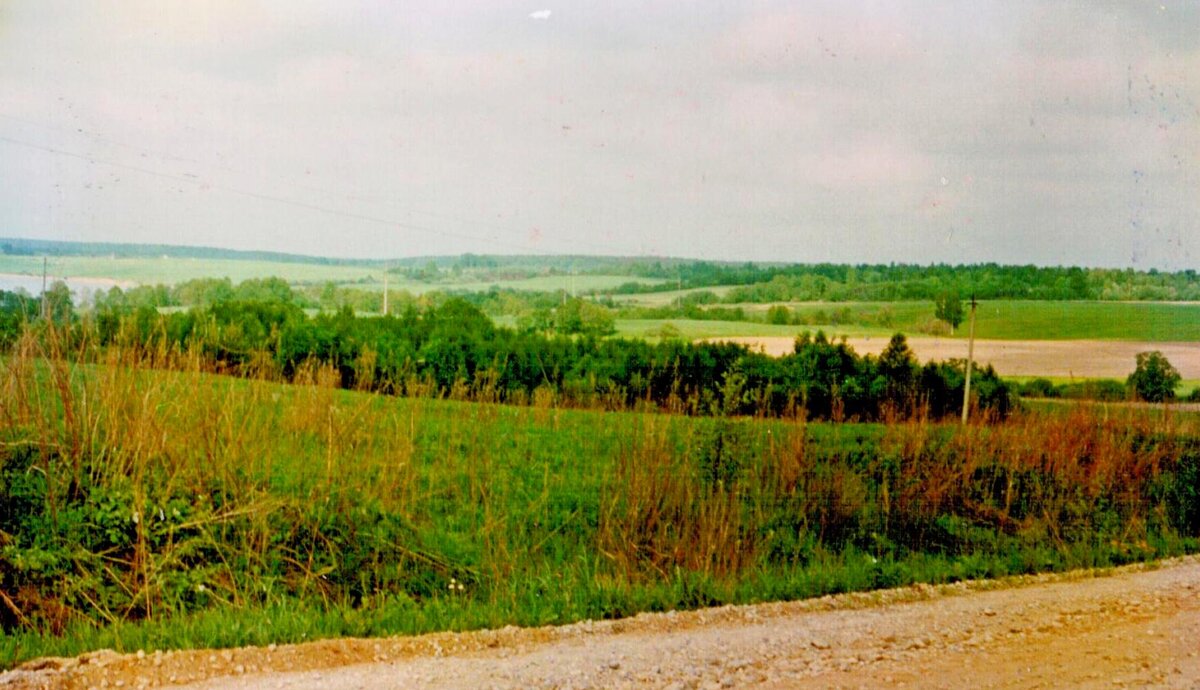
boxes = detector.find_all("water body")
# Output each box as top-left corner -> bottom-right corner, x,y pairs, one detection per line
0,273 -> 136,302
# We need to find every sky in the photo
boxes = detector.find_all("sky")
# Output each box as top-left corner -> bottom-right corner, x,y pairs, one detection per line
0,1 -> 1197,268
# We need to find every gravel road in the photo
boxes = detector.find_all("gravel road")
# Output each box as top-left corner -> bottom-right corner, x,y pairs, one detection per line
6,557 -> 1199,689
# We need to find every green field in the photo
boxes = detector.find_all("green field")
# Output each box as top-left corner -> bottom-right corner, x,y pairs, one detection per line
610,285 -> 739,306
964,300 -> 1200,341
671,300 -> 1200,342
3,351 -> 1197,666
0,255 -> 666,295
781,300 -> 1200,341
364,274 -> 667,295
4,252 -> 1197,343
1006,376 -> 1200,399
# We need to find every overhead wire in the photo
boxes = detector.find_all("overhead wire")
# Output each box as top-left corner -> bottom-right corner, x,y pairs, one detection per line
0,116 -> 631,256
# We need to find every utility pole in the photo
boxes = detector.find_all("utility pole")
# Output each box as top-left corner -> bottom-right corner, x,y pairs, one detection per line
383,273 -> 389,316
961,294 -> 978,424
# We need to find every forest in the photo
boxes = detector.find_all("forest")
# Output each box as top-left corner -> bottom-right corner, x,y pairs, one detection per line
1,286 -> 1011,422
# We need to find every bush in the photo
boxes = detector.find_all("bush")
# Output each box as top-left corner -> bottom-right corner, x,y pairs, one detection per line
765,305 -> 792,325
1127,351 -> 1182,403
1057,380 -> 1126,402
1017,378 -> 1059,399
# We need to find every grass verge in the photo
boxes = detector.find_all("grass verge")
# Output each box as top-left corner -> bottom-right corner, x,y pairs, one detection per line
1,340 -> 1197,667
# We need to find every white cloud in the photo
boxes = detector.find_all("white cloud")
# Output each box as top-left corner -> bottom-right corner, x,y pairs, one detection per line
0,1 -> 1195,267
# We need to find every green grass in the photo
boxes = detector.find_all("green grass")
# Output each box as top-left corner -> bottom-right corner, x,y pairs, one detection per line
362,274 -> 667,295
965,301 -> 1200,341
775,300 -> 1200,341
614,300 -> 1200,342
2,350 -> 1198,667
0,254 -> 665,295
7,253 -> 1195,343
610,285 -> 739,306
1007,376 -> 1200,397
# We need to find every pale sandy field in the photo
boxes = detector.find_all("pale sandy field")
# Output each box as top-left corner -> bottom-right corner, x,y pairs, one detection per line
716,336 -> 1200,380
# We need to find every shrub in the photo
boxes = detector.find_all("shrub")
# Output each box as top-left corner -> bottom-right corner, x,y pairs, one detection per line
1127,351 -> 1181,403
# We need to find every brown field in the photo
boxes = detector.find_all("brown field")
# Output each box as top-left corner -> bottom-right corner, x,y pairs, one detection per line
715,336 -> 1200,380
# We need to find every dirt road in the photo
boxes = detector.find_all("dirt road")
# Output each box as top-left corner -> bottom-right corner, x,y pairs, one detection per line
6,557 -> 1199,689
716,337 -> 1200,380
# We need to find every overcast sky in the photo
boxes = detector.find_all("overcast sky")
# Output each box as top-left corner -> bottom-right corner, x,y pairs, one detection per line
1,1 -> 1197,267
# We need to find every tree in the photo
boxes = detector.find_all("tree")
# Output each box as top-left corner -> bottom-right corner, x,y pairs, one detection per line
870,333 -> 919,412
934,292 -> 964,333
1127,351 -> 1181,402
0,289 -> 38,346
554,298 -> 615,337
43,280 -> 74,323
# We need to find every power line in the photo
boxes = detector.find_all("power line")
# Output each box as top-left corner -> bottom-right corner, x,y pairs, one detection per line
0,118 -> 630,256
0,113 -> 200,165
0,134 -> 565,254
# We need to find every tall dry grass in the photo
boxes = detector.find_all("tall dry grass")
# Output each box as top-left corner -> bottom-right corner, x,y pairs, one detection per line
1,328 -> 1197,662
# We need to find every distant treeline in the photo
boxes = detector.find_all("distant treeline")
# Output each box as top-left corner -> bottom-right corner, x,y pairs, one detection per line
5,238 -> 1196,301
610,262 -> 1200,302
0,237 -> 376,266
4,288 -> 1012,422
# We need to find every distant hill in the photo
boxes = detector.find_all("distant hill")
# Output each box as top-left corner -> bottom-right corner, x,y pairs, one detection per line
0,237 -> 381,267
0,237 -> 706,272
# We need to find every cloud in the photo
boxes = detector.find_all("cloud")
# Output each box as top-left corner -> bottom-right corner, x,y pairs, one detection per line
0,1 -> 1195,267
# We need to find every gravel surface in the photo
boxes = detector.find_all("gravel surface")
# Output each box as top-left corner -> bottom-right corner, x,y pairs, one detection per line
5,557 -> 1199,689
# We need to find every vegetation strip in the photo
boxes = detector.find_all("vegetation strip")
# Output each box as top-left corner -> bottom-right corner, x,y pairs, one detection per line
1,334 -> 1197,667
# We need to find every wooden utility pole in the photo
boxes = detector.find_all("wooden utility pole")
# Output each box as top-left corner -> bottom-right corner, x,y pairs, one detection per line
961,295 -> 978,424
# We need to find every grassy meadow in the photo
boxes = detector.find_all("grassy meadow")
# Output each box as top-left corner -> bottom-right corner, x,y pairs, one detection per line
1,334 -> 1198,667
5,251 -> 1197,343
1006,376 -> 1200,400
963,300 -> 1200,341
611,300 -> 1200,344
742,300 -> 1200,342
363,273 -> 667,295
0,255 -> 666,295
615,299 -> 1200,344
